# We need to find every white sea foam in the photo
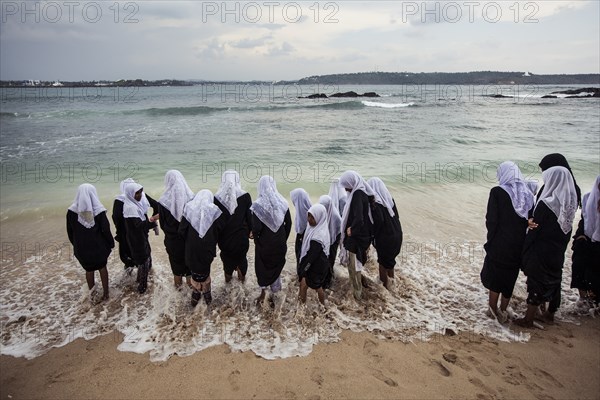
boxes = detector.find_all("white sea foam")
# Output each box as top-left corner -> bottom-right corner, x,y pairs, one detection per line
362,101 -> 415,108
17,235 -> 599,362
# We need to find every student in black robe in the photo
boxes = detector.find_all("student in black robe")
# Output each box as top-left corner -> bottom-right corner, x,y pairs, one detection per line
214,171 -> 252,283
339,170 -> 374,300
113,178 -> 159,270
179,190 -> 226,306
158,170 -> 194,288
318,195 -> 342,289
250,176 -> 292,305
367,177 -> 404,290
122,181 -> 160,294
571,175 -> 600,304
298,204 -> 330,305
479,162 -> 533,323
539,153 -> 582,207
290,188 -> 312,263
67,184 -> 114,301
516,166 -> 577,327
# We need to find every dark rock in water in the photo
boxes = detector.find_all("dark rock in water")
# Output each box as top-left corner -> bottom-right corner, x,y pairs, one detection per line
298,91 -> 381,99
550,87 -> 599,97
565,94 -> 596,98
541,95 -> 557,99
330,91 -> 360,98
487,94 -> 513,98
299,93 -> 328,99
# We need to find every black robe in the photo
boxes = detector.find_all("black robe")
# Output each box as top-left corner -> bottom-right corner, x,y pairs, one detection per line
124,215 -> 156,265
66,210 -> 114,271
322,233 -> 341,289
214,193 -> 253,276
158,205 -> 189,277
252,210 -> 292,287
298,240 -> 330,289
571,216 -> 600,299
480,187 -> 530,297
294,231 -> 305,263
371,201 -> 403,268
342,190 -> 372,264
112,194 -> 158,268
178,214 -> 226,282
522,201 -> 571,311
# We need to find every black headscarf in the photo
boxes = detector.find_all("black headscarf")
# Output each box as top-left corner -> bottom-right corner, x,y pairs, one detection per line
539,153 -> 582,208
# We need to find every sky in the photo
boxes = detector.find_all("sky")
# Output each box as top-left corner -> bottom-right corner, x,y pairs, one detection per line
0,0 -> 598,81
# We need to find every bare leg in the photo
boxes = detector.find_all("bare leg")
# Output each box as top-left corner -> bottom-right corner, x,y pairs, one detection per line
173,275 -> 183,289
514,304 -> 537,327
99,267 -> 109,300
185,276 -> 192,287
225,273 -> 233,283
317,288 -> 325,305
387,268 -> 394,278
256,289 -> 266,306
299,278 -> 308,303
236,267 -> 245,283
379,265 -> 389,289
499,295 -> 510,312
85,271 -> 95,290
347,253 -> 362,300
488,291 -> 500,316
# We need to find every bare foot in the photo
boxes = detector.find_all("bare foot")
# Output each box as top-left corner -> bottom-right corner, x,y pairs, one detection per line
236,268 -> 246,283
255,290 -> 266,306
225,274 -> 232,283
541,311 -> 555,324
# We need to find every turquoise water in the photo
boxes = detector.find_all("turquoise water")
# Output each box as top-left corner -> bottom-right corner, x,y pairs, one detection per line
0,84 -> 598,360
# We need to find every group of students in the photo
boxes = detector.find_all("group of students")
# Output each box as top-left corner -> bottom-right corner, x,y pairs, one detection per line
66,169 -> 404,307
480,153 -> 600,328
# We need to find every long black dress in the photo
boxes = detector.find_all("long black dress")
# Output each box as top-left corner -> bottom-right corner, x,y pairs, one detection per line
178,214 -> 226,283
298,240 -> 330,289
158,205 -> 189,277
124,215 -> 156,266
342,190 -> 372,264
371,201 -> 403,269
571,216 -> 600,300
252,210 -> 292,287
67,210 -> 115,271
480,187 -> 530,298
214,193 -> 253,276
522,202 -> 571,312
112,194 -> 158,268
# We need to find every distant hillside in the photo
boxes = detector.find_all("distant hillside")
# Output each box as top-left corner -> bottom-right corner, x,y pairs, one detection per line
295,71 -> 600,85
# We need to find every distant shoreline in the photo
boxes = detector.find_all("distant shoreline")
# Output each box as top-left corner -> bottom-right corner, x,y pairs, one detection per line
1,71 -> 599,88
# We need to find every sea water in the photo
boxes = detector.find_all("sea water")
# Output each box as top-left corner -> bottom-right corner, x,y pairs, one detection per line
1,84 -> 598,360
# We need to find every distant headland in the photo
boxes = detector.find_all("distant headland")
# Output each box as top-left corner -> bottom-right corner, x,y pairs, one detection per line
1,71 -> 598,88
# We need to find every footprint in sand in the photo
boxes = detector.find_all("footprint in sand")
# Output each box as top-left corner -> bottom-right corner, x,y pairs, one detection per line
228,369 -> 241,391
310,369 -> 324,386
533,368 -> 564,389
372,369 -> 398,387
430,359 -> 451,377
468,377 -> 497,396
466,356 -> 491,377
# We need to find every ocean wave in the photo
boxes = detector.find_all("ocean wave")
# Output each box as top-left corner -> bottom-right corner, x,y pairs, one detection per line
361,101 -> 415,108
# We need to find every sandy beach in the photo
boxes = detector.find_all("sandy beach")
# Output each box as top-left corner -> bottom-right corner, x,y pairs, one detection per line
2,316 -> 599,400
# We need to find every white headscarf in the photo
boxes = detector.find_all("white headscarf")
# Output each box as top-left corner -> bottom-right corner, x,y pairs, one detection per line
536,166 -> 578,234
68,183 -> 107,228
116,178 -> 135,203
300,204 -> 331,261
116,178 -> 150,211
319,194 -> 342,243
525,180 -> 539,196
183,189 -> 222,238
496,161 -> 535,219
367,177 -> 396,217
339,170 -> 374,246
250,175 -> 289,233
215,170 -> 246,215
290,188 -> 312,234
158,170 -> 194,222
122,182 -> 149,220
582,175 -> 600,242
328,178 -> 347,214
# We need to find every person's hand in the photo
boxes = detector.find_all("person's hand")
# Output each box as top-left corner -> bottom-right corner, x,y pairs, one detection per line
528,218 -> 538,230
575,235 -> 588,241
150,214 -> 159,223
346,227 -> 352,237
249,231 -> 254,239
